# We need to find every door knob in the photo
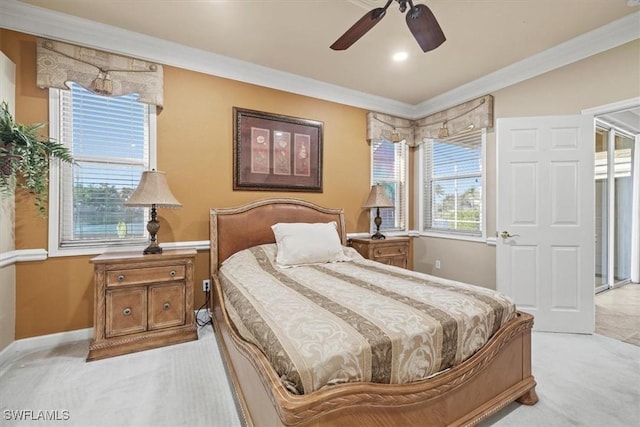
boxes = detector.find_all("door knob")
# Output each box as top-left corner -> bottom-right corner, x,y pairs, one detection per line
500,231 -> 520,239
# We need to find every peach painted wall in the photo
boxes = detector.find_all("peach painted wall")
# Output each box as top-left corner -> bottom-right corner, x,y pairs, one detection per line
2,30 -> 372,339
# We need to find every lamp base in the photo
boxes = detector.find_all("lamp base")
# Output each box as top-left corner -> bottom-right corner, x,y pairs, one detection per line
143,244 -> 162,255
143,204 -> 162,255
371,207 -> 386,240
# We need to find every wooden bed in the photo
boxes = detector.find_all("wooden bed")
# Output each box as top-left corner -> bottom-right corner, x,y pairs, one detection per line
209,198 -> 537,427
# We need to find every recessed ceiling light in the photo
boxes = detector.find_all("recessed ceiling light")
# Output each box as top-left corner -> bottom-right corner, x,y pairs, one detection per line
392,51 -> 408,62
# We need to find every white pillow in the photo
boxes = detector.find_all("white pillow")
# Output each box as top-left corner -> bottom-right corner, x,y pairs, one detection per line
271,222 -> 348,267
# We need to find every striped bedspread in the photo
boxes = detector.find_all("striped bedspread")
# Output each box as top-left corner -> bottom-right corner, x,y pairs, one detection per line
218,244 -> 516,395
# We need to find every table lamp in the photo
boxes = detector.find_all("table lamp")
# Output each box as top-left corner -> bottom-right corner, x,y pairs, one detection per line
125,170 -> 182,254
362,184 -> 394,239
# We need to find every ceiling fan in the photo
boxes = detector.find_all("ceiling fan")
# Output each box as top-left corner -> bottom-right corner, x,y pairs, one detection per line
330,0 -> 445,53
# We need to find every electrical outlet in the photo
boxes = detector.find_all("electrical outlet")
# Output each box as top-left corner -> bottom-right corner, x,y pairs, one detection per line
202,279 -> 211,292
435,260 -> 441,269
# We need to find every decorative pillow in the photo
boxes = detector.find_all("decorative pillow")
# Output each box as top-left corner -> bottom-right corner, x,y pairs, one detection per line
271,222 -> 349,267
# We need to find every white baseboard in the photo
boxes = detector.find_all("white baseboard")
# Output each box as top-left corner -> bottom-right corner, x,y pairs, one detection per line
0,311 -> 210,368
14,328 -> 93,354
0,327 -> 92,371
0,340 -> 17,370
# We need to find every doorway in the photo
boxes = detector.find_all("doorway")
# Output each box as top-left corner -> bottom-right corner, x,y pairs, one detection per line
594,106 -> 640,293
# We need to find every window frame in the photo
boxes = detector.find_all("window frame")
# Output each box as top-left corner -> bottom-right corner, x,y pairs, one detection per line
370,138 -> 409,236
47,87 -> 157,257
418,129 -> 487,242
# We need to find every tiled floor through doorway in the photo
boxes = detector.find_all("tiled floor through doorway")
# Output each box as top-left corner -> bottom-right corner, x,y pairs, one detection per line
595,283 -> 640,346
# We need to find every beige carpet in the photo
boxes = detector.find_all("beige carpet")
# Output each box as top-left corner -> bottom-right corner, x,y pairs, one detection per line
0,325 -> 242,427
479,331 -> 640,427
1,324 -> 639,426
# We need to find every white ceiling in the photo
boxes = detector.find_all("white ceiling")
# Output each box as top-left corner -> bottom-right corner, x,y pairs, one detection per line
13,0 -> 639,112
599,107 -> 640,135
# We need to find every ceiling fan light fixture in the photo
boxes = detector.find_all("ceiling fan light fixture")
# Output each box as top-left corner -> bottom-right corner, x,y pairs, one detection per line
392,51 -> 409,61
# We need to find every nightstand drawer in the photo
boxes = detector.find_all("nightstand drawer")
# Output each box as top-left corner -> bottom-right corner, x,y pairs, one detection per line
106,287 -> 147,338
148,283 -> 186,330
350,237 -> 410,269
373,245 -> 407,258
376,256 -> 406,268
106,265 -> 186,287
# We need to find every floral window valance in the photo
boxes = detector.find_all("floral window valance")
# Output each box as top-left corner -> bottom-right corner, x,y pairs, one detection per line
36,38 -> 163,109
367,95 -> 494,147
367,112 -> 415,146
414,95 -> 493,142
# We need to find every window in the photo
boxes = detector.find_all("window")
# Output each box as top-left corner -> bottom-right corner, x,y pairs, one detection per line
48,82 -> 156,256
371,139 -> 407,233
420,130 -> 485,237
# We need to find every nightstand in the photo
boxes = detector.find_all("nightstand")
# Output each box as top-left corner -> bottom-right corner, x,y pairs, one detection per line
87,249 -> 198,361
349,237 -> 410,269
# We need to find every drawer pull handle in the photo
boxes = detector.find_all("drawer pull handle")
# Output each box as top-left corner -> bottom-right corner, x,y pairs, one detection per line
122,307 -> 132,316
118,275 -> 125,282
163,302 -> 171,311
169,270 -> 176,277
375,250 -> 381,255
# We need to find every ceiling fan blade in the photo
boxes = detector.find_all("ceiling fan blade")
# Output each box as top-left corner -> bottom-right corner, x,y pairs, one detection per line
406,4 -> 446,53
330,8 -> 387,51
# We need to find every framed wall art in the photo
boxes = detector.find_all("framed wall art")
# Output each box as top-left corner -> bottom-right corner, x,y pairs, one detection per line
233,107 -> 323,192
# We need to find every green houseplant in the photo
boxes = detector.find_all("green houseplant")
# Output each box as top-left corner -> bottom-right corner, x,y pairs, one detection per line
0,101 -> 74,215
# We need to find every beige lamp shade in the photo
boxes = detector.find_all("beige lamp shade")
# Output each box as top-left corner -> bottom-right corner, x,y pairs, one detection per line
362,184 -> 394,209
125,170 -> 182,208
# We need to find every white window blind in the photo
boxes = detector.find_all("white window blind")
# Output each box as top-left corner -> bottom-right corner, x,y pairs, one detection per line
422,130 -> 483,236
372,139 -> 407,232
55,82 -> 150,248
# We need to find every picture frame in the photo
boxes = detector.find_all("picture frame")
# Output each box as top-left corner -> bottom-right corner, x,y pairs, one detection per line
233,107 -> 323,192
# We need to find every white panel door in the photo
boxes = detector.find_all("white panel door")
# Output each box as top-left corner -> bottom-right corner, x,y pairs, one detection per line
497,115 -> 595,333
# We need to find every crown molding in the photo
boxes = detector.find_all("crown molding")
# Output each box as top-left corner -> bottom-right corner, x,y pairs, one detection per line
1,1 -> 638,119
582,96 -> 640,116
0,0 -> 414,118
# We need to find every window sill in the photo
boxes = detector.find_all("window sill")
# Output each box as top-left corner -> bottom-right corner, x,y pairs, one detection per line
47,240 -> 211,258
414,231 -> 489,244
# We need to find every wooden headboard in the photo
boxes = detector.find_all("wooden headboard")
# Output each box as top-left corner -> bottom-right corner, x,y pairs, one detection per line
209,198 -> 346,276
